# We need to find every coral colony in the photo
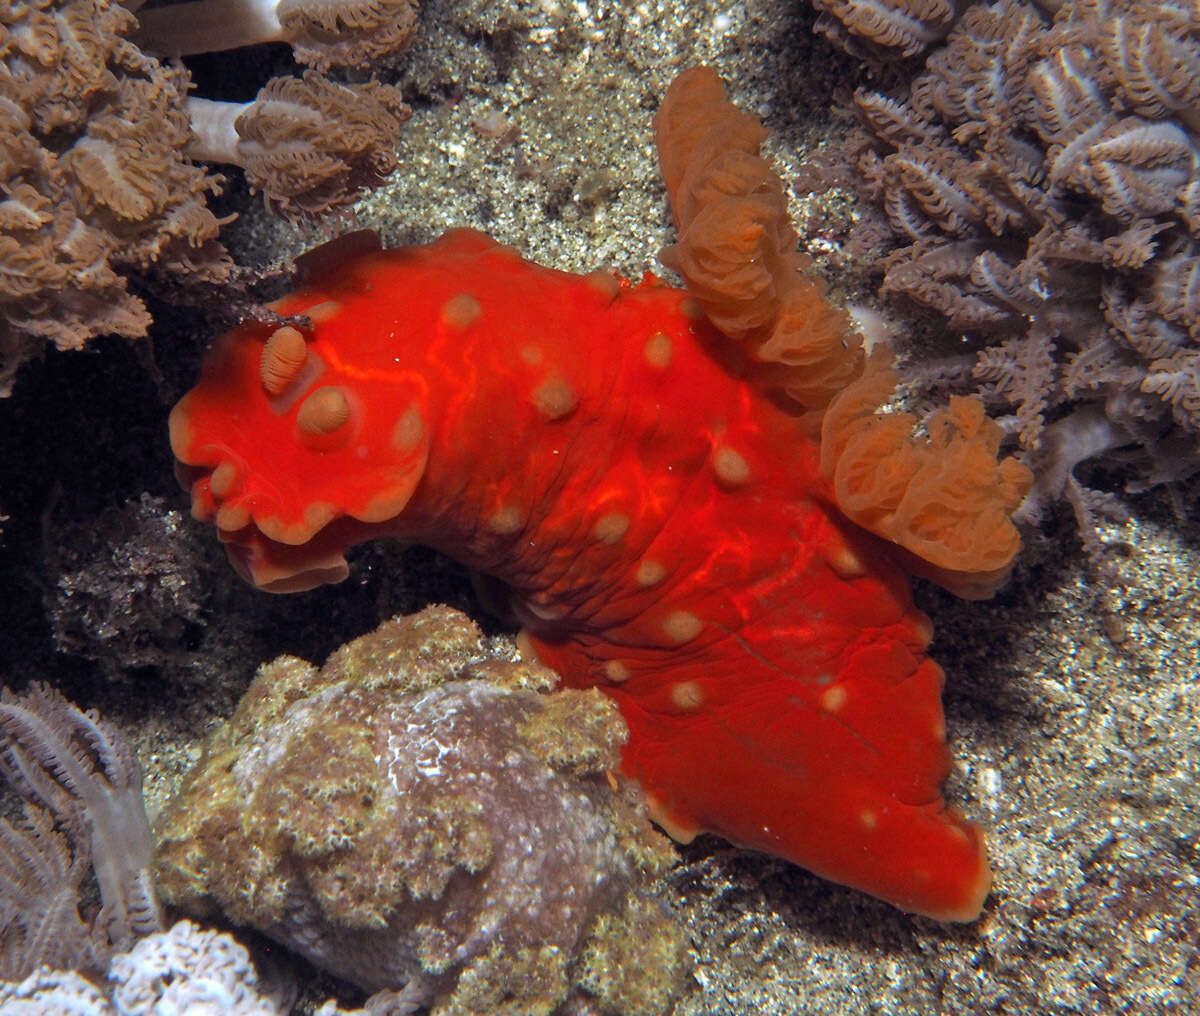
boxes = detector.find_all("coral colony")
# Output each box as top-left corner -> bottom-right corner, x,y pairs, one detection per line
813,0 -> 1200,541
0,0 -> 416,392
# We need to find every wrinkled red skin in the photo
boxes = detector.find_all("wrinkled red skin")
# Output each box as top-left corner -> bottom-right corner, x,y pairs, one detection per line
171,230 -> 990,921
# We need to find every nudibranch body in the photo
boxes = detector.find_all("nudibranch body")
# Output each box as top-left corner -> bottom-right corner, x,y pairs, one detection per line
171,68 -> 1031,923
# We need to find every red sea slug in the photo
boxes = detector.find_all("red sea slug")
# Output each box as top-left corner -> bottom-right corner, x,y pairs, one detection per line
170,67 -> 1033,922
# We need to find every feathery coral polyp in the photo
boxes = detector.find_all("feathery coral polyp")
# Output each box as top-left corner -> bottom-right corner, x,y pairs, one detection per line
845,0 -> 1200,538
171,67 -> 1031,921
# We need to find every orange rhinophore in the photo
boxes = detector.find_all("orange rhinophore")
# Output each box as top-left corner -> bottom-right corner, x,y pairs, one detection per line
170,68 -> 1031,922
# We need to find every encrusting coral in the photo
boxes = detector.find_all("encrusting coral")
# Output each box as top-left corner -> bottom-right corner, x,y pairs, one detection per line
838,0 -> 1200,543
170,67 -> 1031,921
155,605 -> 689,1016
0,0 -> 416,395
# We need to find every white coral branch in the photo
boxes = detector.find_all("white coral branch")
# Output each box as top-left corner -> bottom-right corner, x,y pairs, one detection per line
184,71 -> 410,217
133,0 -> 419,71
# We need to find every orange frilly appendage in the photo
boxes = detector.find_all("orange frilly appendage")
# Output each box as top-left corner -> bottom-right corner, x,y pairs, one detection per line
820,350 -> 1034,598
654,65 -> 865,411
657,66 -> 1032,598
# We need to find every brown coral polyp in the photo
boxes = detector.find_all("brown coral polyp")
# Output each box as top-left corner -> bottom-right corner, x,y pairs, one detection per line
185,72 -> 411,217
845,0 -> 1200,540
0,0 -> 231,395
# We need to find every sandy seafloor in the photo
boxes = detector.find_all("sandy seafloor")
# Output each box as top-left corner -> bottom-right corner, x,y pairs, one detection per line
1,0 -> 1198,1013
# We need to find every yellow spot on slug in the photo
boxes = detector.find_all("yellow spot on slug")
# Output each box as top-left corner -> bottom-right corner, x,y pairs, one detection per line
859,809 -> 878,830
593,513 -> 630,544
215,502 -> 250,532
297,386 -> 351,436
209,462 -> 237,499
670,680 -> 704,710
167,408 -> 194,462
713,446 -> 751,487
520,346 -> 543,365
516,629 -> 537,661
260,326 -> 308,395
302,300 -> 341,324
645,793 -> 700,844
441,292 -> 481,329
663,610 -> 702,644
358,490 -> 413,524
636,559 -> 666,587
929,661 -> 946,692
603,660 -> 630,683
680,297 -> 703,320
643,332 -> 672,369
488,505 -> 524,534
303,501 -> 336,533
524,597 -> 564,621
825,543 -> 867,580
392,406 -> 424,451
913,612 -> 934,650
584,269 -> 620,300
257,514 -> 327,546
820,685 -> 848,713
533,375 -> 577,419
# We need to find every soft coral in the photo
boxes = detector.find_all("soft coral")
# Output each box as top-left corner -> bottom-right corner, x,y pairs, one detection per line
0,684 -> 162,979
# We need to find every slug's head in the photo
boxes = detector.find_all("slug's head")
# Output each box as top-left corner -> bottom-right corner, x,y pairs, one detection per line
170,236 -> 432,592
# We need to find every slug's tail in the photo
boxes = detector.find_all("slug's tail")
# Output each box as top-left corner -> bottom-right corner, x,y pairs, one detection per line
527,614 -> 992,924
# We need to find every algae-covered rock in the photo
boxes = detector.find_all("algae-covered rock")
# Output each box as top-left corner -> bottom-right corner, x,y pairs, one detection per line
155,605 -> 688,1016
